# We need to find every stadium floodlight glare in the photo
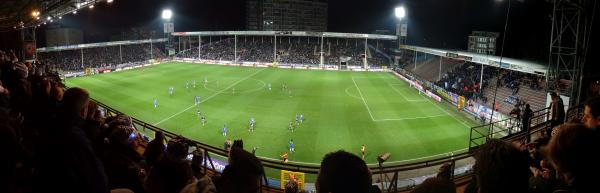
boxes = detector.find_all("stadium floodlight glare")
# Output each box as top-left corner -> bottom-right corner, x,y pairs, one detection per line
73,10 -> 77,14
47,16 -> 52,20
107,0 -> 114,3
395,6 -> 406,19
161,9 -> 173,20
89,4 -> 94,9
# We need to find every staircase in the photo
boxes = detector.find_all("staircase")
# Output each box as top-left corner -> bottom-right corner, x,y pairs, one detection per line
483,78 -> 547,114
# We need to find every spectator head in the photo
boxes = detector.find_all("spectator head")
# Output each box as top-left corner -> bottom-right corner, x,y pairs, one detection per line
232,139 -> 243,150
437,162 -> 452,180
410,177 -> 456,193
316,150 -> 371,193
473,139 -> 529,193
544,123 -> 600,191
50,83 -> 64,101
61,87 -> 90,118
86,100 -> 99,121
218,147 -> 264,193
550,92 -> 559,101
583,97 -> 600,130
165,138 -> 190,164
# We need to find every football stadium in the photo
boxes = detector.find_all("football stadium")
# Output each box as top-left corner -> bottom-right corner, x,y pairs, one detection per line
1,0 -> 599,193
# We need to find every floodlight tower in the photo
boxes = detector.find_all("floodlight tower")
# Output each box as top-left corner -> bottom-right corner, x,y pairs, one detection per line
162,9 -> 174,57
395,6 -> 407,67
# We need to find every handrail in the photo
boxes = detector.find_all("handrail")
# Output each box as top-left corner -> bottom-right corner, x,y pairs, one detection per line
88,84 -> 554,192
92,97 -> 478,190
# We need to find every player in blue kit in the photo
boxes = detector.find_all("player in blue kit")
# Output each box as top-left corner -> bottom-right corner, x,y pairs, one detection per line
153,98 -> 158,109
222,125 -> 227,137
289,139 -> 295,153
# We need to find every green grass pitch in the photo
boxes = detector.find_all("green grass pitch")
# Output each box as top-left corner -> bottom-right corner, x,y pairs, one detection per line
66,62 -> 479,165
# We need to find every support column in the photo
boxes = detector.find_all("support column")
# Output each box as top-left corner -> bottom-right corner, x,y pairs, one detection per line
320,36 -> 324,67
234,35 -> 237,63
439,56 -> 442,80
119,45 -> 122,63
80,48 -> 84,69
363,38 -> 368,69
414,50 -> 417,70
273,35 -> 277,63
198,35 -> 201,59
150,38 -> 153,60
480,63 -> 484,90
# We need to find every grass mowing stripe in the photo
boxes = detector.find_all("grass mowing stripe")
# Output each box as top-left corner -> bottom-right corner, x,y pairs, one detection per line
153,68 -> 266,126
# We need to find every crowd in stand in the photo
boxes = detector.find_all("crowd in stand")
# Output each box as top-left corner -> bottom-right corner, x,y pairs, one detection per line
433,62 -> 546,106
37,42 -> 166,72
436,63 -> 495,100
175,37 -> 391,66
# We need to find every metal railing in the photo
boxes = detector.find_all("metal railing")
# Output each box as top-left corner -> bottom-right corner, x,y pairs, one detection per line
469,107 -> 550,151
93,98 -> 479,192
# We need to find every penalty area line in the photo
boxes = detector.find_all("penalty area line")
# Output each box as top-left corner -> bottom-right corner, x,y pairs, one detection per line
351,77 -> 376,121
153,68 -> 266,126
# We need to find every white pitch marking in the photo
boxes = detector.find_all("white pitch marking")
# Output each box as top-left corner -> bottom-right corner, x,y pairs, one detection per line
427,99 -> 472,129
388,83 -> 427,102
153,68 -> 266,126
351,77 -> 376,121
373,114 -> 449,122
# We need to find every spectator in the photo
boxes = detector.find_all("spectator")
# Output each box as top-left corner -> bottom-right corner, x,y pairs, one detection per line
34,87 -> 109,193
522,104 -> 534,143
549,92 -> 565,128
544,123 -> 600,193
144,138 -> 195,193
472,139 -> 530,193
316,150 -> 373,193
214,147 -> 264,193
144,131 -> 166,169
582,97 -> 600,131
100,118 -> 146,193
410,177 -> 456,193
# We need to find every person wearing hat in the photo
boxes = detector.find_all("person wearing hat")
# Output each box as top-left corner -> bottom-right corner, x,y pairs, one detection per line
549,92 -> 565,131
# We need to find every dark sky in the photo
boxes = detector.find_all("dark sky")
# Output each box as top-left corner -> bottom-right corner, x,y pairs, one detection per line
35,0 -> 568,63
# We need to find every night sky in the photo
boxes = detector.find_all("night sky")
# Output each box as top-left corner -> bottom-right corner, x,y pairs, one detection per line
32,0 -> 594,65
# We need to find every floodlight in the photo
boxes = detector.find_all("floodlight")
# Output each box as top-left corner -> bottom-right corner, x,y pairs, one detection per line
107,0 -> 114,3
31,10 -> 40,17
47,16 -> 52,20
73,10 -> 77,14
162,9 -> 173,20
58,16 -> 62,19
89,4 -> 94,9
395,6 -> 406,19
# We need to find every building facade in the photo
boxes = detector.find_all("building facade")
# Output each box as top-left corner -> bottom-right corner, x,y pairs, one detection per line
246,0 -> 328,32
468,31 -> 499,55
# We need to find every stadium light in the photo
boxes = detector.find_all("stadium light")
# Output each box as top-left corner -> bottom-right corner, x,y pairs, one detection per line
161,9 -> 173,20
89,4 -> 94,9
107,0 -> 114,3
395,6 -> 406,20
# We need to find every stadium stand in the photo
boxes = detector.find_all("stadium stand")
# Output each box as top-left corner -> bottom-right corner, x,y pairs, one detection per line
176,36 -> 391,66
37,42 -> 166,72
